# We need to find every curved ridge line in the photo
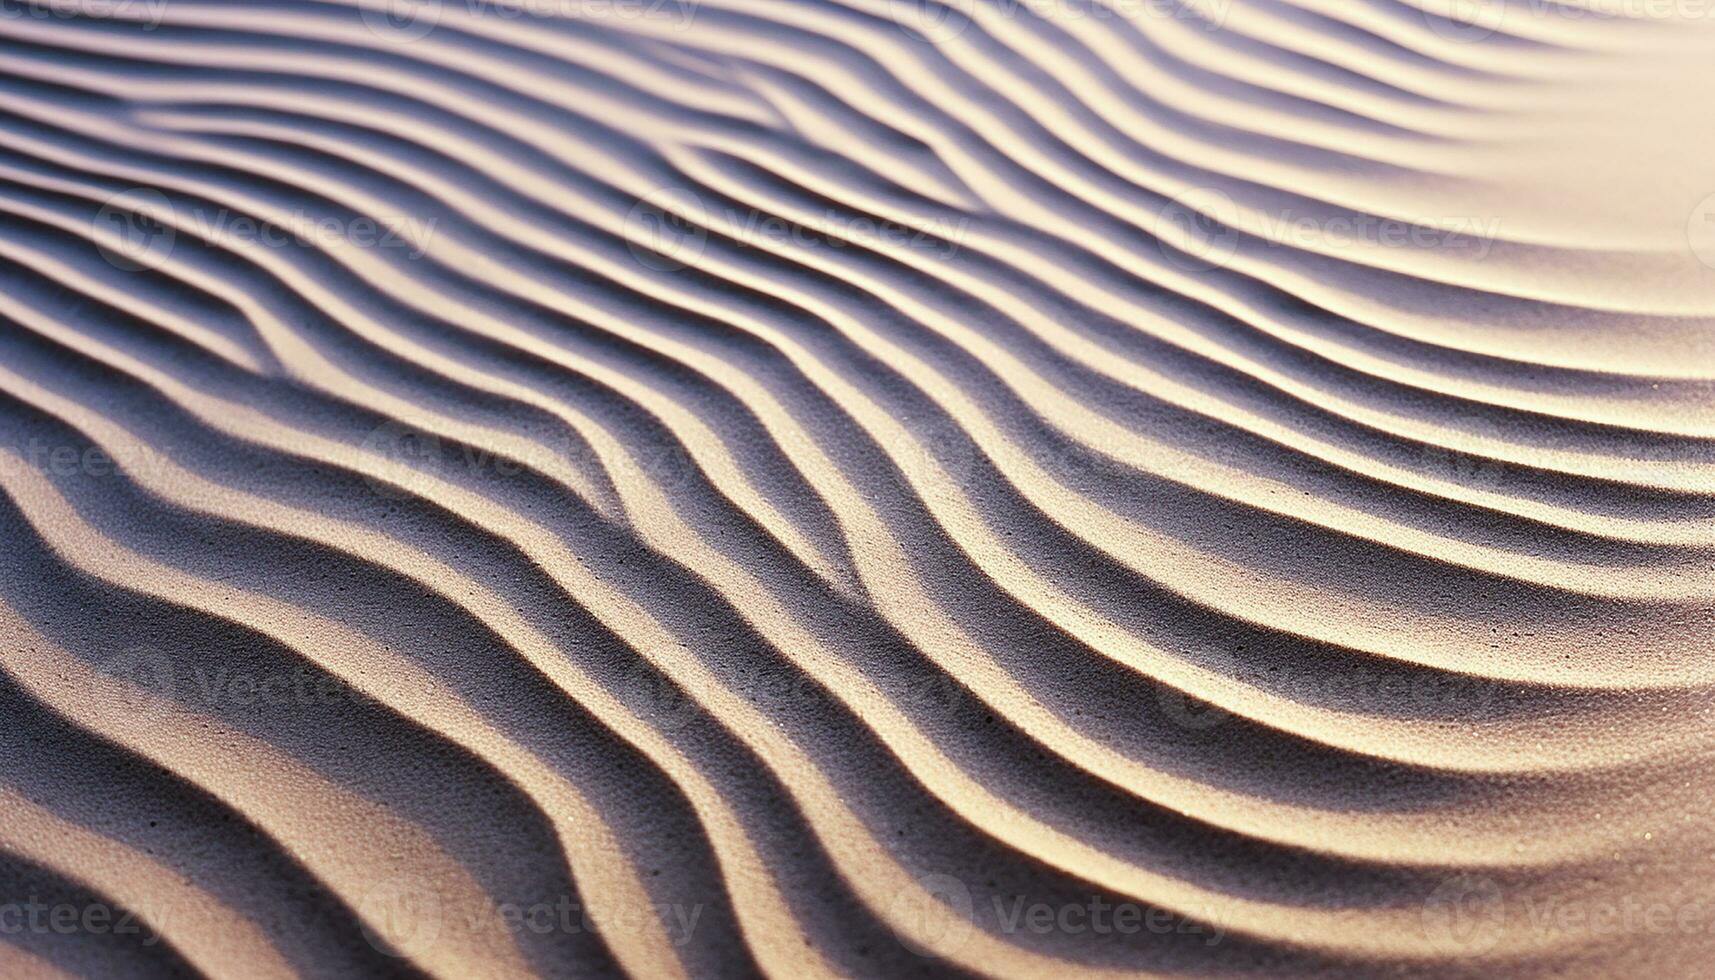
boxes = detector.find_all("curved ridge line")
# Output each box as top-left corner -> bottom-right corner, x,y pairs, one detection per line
0,785 -> 298,979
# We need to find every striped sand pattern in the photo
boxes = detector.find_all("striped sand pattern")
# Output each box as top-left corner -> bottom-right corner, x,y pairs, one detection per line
0,0 -> 1710,976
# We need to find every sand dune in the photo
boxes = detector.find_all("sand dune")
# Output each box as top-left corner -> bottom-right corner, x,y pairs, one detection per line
0,0 -> 1710,976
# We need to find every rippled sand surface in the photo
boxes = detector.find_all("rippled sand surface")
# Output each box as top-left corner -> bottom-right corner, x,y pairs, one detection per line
0,0 -> 1711,976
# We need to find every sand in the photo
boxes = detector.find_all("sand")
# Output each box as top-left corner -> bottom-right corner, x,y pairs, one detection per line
0,0 -> 1710,976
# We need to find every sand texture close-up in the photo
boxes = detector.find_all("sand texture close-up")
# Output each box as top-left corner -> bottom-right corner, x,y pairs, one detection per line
0,0 -> 1711,977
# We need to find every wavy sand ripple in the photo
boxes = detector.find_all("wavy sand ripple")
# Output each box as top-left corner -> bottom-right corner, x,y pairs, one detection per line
0,0 -> 1711,976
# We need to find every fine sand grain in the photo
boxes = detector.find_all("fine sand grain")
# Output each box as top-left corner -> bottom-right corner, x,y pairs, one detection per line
0,0 -> 1711,976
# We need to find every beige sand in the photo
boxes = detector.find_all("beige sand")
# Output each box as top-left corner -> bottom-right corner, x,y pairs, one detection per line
0,0 -> 1709,976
